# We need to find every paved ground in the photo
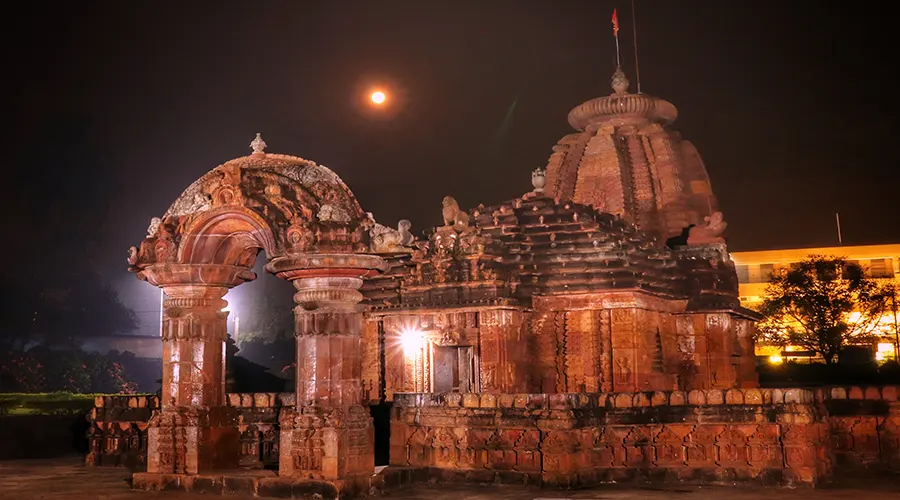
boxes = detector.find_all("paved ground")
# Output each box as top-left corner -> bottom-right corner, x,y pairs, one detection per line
0,457 -> 898,499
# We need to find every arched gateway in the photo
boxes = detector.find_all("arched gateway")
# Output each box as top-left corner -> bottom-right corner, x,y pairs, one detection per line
128,135 -> 386,483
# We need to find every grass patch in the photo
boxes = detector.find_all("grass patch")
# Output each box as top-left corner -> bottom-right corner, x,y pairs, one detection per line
0,392 -> 152,416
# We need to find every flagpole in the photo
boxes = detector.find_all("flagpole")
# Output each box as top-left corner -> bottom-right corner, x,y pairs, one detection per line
615,32 -> 621,67
836,212 -> 843,245
631,0 -> 642,93
612,8 -> 621,67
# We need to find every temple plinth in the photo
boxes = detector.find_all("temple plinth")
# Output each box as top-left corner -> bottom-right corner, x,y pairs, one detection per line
266,254 -> 387,481
136,264 -> 255,474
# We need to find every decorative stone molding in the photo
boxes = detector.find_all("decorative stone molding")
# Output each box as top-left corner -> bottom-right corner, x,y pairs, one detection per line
292,277 -> 364,310
136,263 -> 256,289
568,92 -> 678,131
266,253 -> 388,282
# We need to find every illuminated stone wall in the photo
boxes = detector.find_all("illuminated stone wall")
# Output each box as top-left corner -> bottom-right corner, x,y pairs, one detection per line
364,292 -> 758,403
88,386 -> 899,485
389,386 -> 900,486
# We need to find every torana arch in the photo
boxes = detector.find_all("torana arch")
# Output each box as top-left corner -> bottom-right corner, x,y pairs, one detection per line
127,135 -> 394,484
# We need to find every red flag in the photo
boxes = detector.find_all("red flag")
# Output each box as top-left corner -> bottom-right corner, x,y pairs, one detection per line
612,8 -> 619,37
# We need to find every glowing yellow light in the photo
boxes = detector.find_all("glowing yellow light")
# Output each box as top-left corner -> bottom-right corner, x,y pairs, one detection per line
371,91 -> 386,104
400,328 -> 423,355
876,342 -> 895,363
769,354 -> 783,364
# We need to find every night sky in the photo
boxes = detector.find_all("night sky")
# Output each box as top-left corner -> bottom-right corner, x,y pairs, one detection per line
5,1 -> 898,336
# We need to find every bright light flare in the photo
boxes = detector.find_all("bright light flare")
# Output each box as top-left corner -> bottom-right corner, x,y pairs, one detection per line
400,328 -> 424,355
768,354 -> 783,365
371,91 -> 386,104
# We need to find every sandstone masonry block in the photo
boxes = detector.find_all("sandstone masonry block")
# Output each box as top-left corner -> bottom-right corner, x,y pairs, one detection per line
725,389 -> 744,405
633,393 -> 650,407
706,390 -> 724,405
651,391 -> 668,406
744,389 -> 762,405
688,390 -> 705,405
614,393 -> 633,408
864,387 -> 881,400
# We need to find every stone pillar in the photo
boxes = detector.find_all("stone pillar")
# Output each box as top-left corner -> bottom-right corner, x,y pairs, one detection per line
266,254 -> 386,482
136,264 -> 254,474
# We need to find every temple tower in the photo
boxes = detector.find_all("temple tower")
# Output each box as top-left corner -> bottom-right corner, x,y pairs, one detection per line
543,67 -> 720,243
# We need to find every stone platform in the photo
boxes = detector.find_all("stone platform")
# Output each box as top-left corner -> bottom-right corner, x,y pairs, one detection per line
4,458 -> 900,500
132,466 -> 428,498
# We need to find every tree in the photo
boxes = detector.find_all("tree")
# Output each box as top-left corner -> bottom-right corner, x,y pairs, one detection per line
758,255 -> 892,364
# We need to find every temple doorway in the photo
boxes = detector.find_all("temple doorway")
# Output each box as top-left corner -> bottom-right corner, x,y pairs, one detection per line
432,346 -> 474,393
369,402 -> 391,466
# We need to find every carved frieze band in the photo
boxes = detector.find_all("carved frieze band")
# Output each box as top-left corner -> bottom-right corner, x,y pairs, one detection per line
162,308 -> 228,341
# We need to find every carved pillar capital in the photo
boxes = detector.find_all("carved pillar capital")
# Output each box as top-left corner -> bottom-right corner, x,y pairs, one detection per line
136,263 -> 257,289
266,253 -> 386,311
265,253 -> 387,281
292,277 -> 364,310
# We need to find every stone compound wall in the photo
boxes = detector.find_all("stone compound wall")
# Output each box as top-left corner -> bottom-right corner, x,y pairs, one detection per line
86,393 -> 292,470
390,387 -> 900,487
86,387 -> 899,486
824,386 -> 900,472
86,395 -> 158,468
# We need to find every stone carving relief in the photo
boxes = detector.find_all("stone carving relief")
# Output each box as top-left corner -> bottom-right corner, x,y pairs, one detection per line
441,196 -> 470,232
317,204 -> 352,223
209,162 -> 244,207
371,218 -> 415,254
400,196 -> 506,288
129,141 -> 374,268
687,211 -> 727,245
164,185 -> 213,219
146,217 -> 162,238
128,216 -> 181,268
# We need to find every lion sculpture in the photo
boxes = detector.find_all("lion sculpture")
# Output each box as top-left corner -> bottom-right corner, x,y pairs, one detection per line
442,196 -> 470,231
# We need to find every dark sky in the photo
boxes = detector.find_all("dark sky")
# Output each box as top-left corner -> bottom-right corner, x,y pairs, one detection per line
4,1 -> 898,335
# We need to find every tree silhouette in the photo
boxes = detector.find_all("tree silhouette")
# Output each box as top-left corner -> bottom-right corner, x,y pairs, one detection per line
0,272 -> 137,350
0,111 -> 138,349
759,255 -> 892,364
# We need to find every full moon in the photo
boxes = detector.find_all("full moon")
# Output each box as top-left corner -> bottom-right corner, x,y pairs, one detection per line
371,91 -> 386,104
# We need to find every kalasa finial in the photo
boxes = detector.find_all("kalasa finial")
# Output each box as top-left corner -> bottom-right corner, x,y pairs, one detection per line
611,66 -> 630,95
250,133 -> 267,155
531,167 -> 546,193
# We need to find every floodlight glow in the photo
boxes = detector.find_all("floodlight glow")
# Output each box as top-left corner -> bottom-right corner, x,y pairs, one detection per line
400,328 -> 424,355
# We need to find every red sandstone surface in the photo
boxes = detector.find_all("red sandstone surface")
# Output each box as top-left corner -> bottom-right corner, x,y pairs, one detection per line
112,76 -> 896,493
2,458 -> 898,500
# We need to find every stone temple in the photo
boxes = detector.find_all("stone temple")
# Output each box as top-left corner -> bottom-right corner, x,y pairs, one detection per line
102,69 -> 899,496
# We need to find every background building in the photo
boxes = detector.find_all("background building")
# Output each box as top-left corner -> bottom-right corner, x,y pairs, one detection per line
731,244 -> 900,362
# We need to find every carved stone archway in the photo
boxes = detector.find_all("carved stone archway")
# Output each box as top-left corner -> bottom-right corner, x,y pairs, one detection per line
128,136 -> 386,482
